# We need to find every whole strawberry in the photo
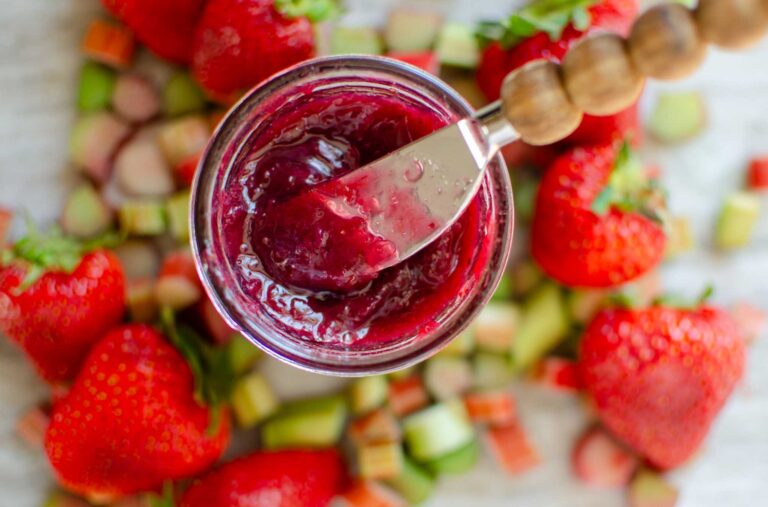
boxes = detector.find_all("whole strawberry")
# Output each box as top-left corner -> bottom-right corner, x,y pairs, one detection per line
531,143 -> 666,288
0,228 -> 125,383
580,305 -> 746,469
476,0 -> 640,146
192,0 -> 336,100
45,325 -> 230,500
102,0 -> 207,64
180,449 -> 345,507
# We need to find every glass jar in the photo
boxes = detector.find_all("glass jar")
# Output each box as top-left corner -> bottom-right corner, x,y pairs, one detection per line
191,56 -> 513,376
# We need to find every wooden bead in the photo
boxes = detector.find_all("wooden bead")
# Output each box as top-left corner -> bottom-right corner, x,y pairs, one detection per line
696,0 -> 768,49
500,60 -> 583,146
561,34 -> 645,116
629,4 -> 707,80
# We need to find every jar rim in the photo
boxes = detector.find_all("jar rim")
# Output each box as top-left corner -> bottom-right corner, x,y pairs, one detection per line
191,55 -> 514,376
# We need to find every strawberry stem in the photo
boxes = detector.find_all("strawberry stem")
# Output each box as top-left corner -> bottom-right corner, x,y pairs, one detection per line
477,0 -> 598,48
275,0 -> 340,22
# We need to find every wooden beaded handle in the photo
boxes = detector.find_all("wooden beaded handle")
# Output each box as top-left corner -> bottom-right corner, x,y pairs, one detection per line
500,0 -> 768,146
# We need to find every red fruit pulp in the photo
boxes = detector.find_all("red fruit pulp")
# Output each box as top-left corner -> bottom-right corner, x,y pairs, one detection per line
214,86 -> 497,347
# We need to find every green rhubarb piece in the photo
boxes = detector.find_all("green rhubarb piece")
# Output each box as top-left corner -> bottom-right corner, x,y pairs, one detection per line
61,184 -> 112,238
388,365 -> 416,381
511,284 -> 570,372
78,61 -> 117,112
472,352 -> 514,389
385,10 -> 442,52
566,290 -> 607,325
715,192 -> 760,250
166,191 -> 191,242
628,469 -> 679,507
227,334 -> 263,374
491,273 -> 513,302
384,457 -> 435,506
649,91 -> 707,144
163,72 -> 207,117
357,441 -> 405,480
330,26 -> 384,55
423,356 -> 472,401
232,372 -> 279,428
435,23 -> 480,69
438,328 -> 475,357
118,201 -> 167,236
262,395 -> 347,449
424,439 -> 479,475
349,375 -> 389,415
665,216 -> 695,258
403,400 -> 474,462
473,303 -> 520,353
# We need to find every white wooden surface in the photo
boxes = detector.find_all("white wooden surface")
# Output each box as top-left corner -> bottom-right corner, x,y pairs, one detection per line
0,1 -> 767,506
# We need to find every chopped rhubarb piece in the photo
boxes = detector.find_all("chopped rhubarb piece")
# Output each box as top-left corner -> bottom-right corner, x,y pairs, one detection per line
154,250 -> 202,309
649,91 -> 706,144
81,20 -> 136,68
350,376 -> 389,415
201,297 -> 236,344
78,61 -> 117,112
716,191 -> 761,250
472,352 -> 513,389
231,372 -> 279,428
166,191 -> 191,242
175,152 -> 202,187
348,408 -> 402,445
533,358 -> 582,392
227,335 -> 263,375
473,303 -> 520,353
485,423 -> 541,475
330,27 -> 384,55
338,481 -> 406,507
157,116 -> 212,167
628,470 -> 679,507
112,74 -> 161,123
730,301 -> 766,344
512,284 -> 570,372
424,439 -> 479,475
665,216 -> 695,258
357,441 -> 404,480
115,138 -> 175,198
0,208 -> 13,248
387,375 -> 429,417
61,184 -> 113,238
386,52 -> 439,75
385,10 -> 442,52
262,396 -> 347,449
126,279 -> 158,323
70,112 -> 131,183
164,72 -> 207,117
435,23 -> 480,68
567,290 -> 608,324
423,356 -> 472,401
119,200 -> 167,236
747,157 -> 768,190
114,240 -> 161,280
383,458 -> 434,506
463,391 -> 517,427
403,400 -> 474,462
572,426 -> 638,488
15,405 -> 50,449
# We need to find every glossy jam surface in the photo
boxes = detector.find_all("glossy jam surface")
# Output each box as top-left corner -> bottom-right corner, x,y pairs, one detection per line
215,86 -> 496,348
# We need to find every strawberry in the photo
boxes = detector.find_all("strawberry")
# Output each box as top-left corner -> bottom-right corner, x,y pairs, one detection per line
191,0 -> 337,100
579,304 -> 746,469
45,324 -> 231,500
531,143 -> 667,288
0,228 -> 125,383
180,449 -> 345,507
476,0 -> 640,146
101,0 -> 207,64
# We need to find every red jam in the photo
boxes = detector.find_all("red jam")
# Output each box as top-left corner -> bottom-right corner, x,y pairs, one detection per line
216,86 -> 497,347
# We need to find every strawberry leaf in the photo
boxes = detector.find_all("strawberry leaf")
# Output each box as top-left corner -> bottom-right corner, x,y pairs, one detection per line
275,0 -> 340,23
147,482 -> 175,507
477,0 -> 599,48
